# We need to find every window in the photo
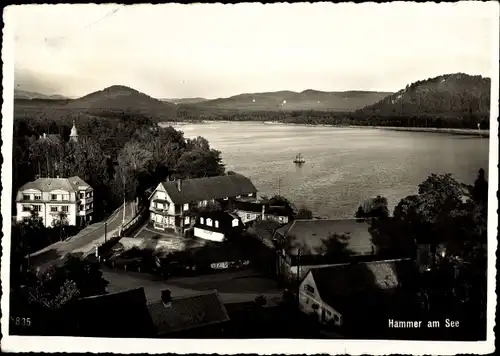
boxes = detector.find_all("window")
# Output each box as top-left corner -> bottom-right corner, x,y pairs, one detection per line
304,284 -> 315,294
79,192 -> 85,199
326,310 -> 332,317
32,205 -> 41,212
34,195 -> 41,200
183,203 -> 189,211
334,314 -> 340,323
246,213 -> 251,219
22,205 -> 31,212
214,220 -> 219,228
206,218 -> 213,227
51,194 -> 57,201
184,216 -> 190,224
86,192 -> 91,198
79,205 -> 84,211
62,194 -> 69,201
23,194 -> 30,201
51,206 -> 58,212
232,219 -> 239,227
61,206 -> 69,212
200,217 -> 204,224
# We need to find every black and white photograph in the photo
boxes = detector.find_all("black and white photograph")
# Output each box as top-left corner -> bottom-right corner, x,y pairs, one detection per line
1,2 -> 498,354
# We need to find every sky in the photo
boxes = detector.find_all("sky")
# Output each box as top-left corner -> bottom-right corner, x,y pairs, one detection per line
6,2 -> 499,99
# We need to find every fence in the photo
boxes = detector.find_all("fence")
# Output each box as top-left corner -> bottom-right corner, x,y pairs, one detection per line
97,207 -> 148,258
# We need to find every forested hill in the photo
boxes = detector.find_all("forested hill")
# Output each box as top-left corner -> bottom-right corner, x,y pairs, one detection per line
185,89 -> 392,112
357,73 -> 491,118
66,85 -> 178,120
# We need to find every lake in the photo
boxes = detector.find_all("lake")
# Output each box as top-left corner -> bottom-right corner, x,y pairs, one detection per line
167,122 -> 490,219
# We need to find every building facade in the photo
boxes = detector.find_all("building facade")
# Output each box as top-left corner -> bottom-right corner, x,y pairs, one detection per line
16,176 -> 94,227
149,174 -> 257,233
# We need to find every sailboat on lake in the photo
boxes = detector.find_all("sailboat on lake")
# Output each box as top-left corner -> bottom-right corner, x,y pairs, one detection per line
293,153 -> 306,164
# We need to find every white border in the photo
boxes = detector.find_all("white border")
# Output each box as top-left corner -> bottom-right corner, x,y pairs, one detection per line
1,3 -> 498,354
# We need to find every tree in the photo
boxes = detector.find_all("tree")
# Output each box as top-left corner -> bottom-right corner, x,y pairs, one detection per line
296,206 -> 313,219
267,195 -> 296,212
355,195 -> 389,220
52,211 -> 69,241
175,148 -> 225,179
369,171 -> 488,329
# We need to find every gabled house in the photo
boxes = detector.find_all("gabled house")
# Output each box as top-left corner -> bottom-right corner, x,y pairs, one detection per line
299,259 -> 412,330
146,289 -> 230,337
75,288 -> 230,338
233,201 -> 294,225
193,211 -> 244,242
273,219 -> 377,282
149,174 -> 257,233
16,176 -> 94,227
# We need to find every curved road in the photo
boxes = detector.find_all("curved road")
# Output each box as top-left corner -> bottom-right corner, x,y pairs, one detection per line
30,203 -> 134,270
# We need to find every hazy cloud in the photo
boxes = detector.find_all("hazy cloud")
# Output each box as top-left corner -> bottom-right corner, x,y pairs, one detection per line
6,2 -> 498,99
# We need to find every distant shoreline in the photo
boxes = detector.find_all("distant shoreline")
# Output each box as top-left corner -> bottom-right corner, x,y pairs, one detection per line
161,121 -> 490,137
374,126 -> 489,137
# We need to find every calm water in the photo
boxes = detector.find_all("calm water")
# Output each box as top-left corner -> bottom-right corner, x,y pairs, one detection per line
168,122 -> 490,219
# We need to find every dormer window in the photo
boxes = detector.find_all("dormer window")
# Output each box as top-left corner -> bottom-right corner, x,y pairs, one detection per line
23,194 -> 30,201
206,218 -> 213,227
214,220 -> 219,228
232,219 -> 239,227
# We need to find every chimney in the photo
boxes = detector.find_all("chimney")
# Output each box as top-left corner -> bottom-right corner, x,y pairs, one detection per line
161,289 -> 172,307
261,204 -> 265,220
176,179 -> 182,192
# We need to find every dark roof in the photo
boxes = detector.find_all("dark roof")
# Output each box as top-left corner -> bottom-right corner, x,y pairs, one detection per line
76,287 -> 155,337
234,201 -> 263,213
234,201 -> 293,216
266,205 -> 294,216
39,133 -> 62,143
194,211 -> 242,233
274,219 -> 374,256
310,260 -> 409,312
146,290 -> 230,335
162,174 -> 257,204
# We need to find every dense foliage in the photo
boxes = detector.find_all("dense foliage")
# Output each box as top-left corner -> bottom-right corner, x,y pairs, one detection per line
357,169 -> 488,333
13,109 -> 225,221
177,73 -> 490,129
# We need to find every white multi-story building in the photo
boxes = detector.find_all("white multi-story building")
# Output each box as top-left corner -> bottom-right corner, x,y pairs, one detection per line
16,176 -> 94,227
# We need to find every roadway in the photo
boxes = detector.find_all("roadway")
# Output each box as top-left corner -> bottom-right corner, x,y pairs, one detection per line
102,267 -> 283,305
30,203 -> 135,271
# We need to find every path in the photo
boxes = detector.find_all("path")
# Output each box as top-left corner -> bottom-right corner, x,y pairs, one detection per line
30,203 -> 135,270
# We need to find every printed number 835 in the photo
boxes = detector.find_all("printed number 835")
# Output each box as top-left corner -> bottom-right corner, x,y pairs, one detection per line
10,317 -> 32,327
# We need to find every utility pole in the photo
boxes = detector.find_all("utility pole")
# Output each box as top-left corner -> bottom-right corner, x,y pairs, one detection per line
120,176 -> 126,236
296,248 -> 301,311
